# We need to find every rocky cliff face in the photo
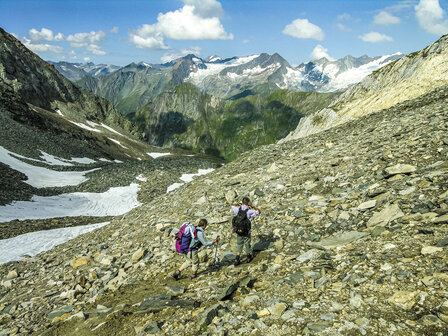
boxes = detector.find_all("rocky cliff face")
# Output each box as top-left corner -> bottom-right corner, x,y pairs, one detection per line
1,80 -> 447,335
282,34 -> 448,142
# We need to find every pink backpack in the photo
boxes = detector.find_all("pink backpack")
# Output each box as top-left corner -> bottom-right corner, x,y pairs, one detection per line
175,222 -> 197,254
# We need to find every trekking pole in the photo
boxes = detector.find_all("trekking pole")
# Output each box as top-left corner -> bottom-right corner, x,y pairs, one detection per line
214,240 -> 219,265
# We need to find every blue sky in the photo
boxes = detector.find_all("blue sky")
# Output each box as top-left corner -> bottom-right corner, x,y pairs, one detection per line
1,0 -> 448,66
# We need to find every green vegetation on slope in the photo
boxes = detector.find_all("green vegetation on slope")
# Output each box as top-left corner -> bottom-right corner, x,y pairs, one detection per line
131,84 -> 337,161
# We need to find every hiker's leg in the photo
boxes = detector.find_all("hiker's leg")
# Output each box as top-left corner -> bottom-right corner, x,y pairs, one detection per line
236,235 -> 244,255
244,235 -> 252,255
191,251 -> 199,278
180,253 -> 192,270
235,235 -> 243,265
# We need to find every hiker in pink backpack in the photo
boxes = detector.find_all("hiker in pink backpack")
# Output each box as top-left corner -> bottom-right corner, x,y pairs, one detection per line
173,218 -> 220,280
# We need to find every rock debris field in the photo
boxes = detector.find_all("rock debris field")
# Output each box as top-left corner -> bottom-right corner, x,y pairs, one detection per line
1,85 -> 448,335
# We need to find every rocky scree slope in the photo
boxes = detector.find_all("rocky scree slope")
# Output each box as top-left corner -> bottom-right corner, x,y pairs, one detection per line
1,82 -> 448,335
283,34 -> 448,142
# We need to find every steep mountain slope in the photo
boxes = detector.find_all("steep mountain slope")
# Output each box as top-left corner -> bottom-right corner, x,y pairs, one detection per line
283,34 -> 448,142
1,78 -> 447,336
0,27 -> 146,161
132,83 -> 336,160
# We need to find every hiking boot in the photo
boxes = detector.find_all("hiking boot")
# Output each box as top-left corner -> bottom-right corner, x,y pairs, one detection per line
234,255 -> 241,266
191,272 -> 197,279
173,270 -> 180,280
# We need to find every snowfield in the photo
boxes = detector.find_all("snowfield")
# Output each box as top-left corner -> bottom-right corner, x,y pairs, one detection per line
0,146 -> 99,188
0,183 -> 142,222
0,222 -> 110,264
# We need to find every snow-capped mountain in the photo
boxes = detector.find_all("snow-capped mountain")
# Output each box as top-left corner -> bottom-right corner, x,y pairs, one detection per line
185,52 -> 403,96
48,61 -> 120,81
291,53 -> 404,92
53,52 -> 403,114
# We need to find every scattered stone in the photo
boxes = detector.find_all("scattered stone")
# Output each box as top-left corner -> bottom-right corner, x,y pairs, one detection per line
268,303 -> 287,317
69,256 -> 90,269
357,200 -> 377,210
131,248 -> 147,263
384,164 -> 417,177
421,246 -> 443,255
367,204 -> 404,228
387,291 -> 417,310
48,305 -> 74,320
310,231 -> 369,249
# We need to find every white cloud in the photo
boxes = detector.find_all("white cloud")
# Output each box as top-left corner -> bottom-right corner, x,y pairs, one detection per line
23,37 -> 64,53
84,57 -> 91,62
130,1 -> 232,49
242,39 -> 249,44
282,19 -> 324,40
182,0 -> 224,18
25,42 -> 64,53
374,11 -> 401,25
415,0 -> 448,35
161,46 -> 202,63
310,44 -> 335,61
110,26 -> 119,34
66,30 -> 107,55
28,28 -> 64,42
336,23 -> 352,32
359,31 -> 394,42
130,25 -> 169,49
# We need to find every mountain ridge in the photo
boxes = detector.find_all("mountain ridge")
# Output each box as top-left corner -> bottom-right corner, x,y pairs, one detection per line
282,34 -> 448,142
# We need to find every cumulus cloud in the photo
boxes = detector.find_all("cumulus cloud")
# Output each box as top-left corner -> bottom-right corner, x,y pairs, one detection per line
130,1 -> 232,49
415,0 -> 448,35
359,32 -> 394,42
282,19 -> 324,40
110,26 -> 119,34
161,46 -> 202,63
310,44 -> 335,61
23,38 -> 64,53
66,30 -> 107,55
28,28 -> 65,42
374,11 -> 401,25
84,57 -> 91,62
182,0 -> 224,18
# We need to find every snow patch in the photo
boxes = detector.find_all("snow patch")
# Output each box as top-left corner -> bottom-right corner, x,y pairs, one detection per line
39,151 -> 74,166
100,123 -> 123,136
186,55 -> 259,85
166,168 -> 214,193
69,121 -> 102,133
148,152 -> 171,158
108,137 -> 128,149
0,183 -> 142,222
136,174 -> 147,182
0,146 -> 99,188
0,222 -> 110,264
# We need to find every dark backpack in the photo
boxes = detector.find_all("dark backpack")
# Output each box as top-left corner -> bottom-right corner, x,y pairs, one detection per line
232,208 -> 251,236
